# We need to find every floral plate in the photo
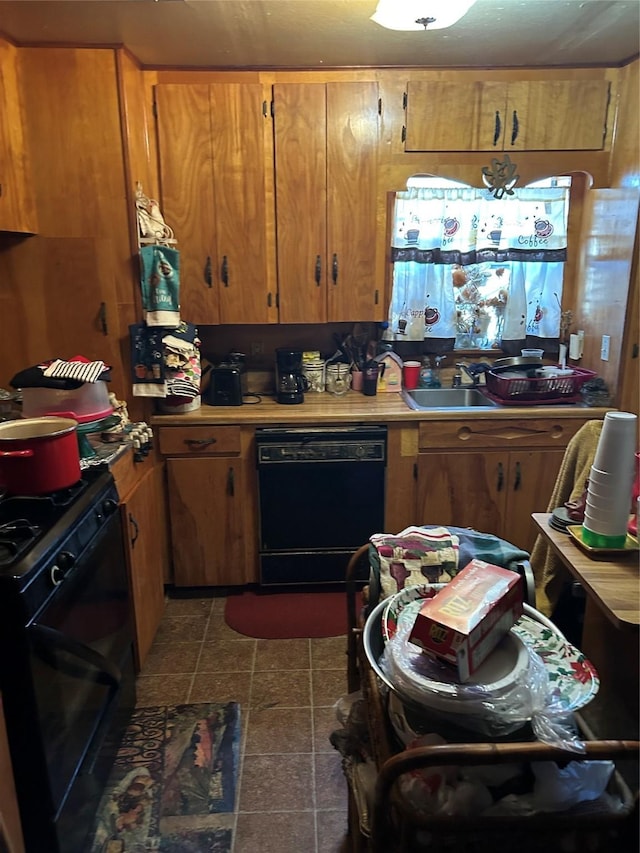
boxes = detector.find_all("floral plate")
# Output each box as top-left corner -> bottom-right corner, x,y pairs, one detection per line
382,584 -> 599,715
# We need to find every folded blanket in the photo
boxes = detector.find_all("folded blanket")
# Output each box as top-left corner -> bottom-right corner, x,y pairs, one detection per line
368,525 -> 530,609
370,526 -> 460,601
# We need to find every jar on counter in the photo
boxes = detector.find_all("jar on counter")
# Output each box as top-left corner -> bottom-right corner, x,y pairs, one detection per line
302,358 -> 326,393
326,363 -> 351,396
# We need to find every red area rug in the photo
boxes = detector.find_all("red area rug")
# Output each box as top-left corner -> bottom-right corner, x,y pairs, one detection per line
224,589 -> 358,639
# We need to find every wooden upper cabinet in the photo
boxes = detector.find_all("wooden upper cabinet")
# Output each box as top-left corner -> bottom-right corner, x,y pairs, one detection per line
155,82 -> 277,324
404,78 -> 610,152
0,39 -> 37,233
274,81 -> 381,323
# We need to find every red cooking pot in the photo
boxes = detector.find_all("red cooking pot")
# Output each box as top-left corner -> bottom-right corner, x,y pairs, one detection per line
0,416 -> 81,495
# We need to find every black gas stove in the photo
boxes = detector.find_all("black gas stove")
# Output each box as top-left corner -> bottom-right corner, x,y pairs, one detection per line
0,465 -> 135,853
0,465 -> 119,614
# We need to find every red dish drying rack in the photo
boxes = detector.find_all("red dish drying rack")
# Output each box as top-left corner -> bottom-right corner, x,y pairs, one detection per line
484,367 -> 596,405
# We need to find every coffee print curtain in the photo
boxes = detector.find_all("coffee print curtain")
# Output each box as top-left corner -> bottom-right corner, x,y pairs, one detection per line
388,186 -> 569,352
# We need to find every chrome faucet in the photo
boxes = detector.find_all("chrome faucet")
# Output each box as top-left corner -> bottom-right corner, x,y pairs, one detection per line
453,362 -> 479,387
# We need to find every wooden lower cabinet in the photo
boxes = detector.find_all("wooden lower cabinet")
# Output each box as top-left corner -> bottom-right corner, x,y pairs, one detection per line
159,425 -> 256,587
416,448 -> 564,553
120,462 -> 169,670
416,416 -> 593,554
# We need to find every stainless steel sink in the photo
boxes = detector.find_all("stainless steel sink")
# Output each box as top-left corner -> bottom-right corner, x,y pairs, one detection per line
402,387 -> 501,410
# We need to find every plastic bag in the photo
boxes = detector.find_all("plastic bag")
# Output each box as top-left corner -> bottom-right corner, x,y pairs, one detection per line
381,615 -> 585,751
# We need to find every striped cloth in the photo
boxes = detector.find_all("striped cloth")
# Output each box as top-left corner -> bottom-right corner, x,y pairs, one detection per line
43,359 -> 106,383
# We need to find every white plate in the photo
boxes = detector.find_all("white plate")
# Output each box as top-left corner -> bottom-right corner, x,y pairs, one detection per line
378,584 -> 599,716
386,600 -> 531,706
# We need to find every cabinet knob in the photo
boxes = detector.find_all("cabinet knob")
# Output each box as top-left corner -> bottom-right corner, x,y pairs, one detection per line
493,111 -> 501,147
332,253 -> 338,284
513,461 -> 522,490
221,255 -> 229,286
128,512 -> 140,548
497,461 -> 504,491
510,110 -> 519,146
204,256 -> 212,288
315,255 -> 322,286
185,437 -> 217,449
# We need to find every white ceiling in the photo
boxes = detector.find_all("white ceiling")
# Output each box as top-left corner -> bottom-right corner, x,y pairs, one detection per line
0,0 -> 638,70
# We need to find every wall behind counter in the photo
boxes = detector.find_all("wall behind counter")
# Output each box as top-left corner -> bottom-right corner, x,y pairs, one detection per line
199,323 -> 359,369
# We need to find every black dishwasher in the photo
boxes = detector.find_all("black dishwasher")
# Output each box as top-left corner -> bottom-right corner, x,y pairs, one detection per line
256,426 -> 387,585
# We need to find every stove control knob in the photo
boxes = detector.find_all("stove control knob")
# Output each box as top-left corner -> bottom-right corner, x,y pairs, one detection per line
50,550 -> 75,585
102,498 -> 118,516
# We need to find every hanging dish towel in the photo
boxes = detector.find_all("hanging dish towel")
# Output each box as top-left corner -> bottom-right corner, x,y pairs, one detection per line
129,324 -> 167,397
162,322 -> 201,400
140,245 -> 181,328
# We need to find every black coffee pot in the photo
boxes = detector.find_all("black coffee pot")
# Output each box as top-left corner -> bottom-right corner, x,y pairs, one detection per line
275,348 -> 308,404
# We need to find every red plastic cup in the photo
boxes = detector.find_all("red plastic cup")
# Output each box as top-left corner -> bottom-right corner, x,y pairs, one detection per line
402,361 -> 420,390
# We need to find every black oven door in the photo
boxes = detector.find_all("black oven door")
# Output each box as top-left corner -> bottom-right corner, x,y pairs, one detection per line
27,510 -> 134,822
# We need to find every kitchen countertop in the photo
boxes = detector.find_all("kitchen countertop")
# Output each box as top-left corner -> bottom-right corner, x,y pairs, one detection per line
150,391 -> 611,426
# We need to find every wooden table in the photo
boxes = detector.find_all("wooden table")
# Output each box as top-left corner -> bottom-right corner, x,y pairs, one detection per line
532,513 -> 639,630
532,513 -> 639,741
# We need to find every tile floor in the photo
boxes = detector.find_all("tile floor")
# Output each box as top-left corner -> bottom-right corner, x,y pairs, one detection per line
135,593 -> 351,853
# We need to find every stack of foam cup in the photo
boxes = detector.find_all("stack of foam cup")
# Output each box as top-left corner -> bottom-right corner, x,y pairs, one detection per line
583,411 -> 638,548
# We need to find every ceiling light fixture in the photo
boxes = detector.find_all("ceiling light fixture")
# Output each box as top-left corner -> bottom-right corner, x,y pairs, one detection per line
370,0 -> 477,31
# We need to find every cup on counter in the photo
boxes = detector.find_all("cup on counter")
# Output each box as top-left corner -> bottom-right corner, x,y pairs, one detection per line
521,348 -> 544,359
363,362 -> 385,396
351,368 -> 363,392
402,360 -> 421,390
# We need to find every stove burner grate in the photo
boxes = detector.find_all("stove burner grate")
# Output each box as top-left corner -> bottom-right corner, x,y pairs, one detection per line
0,519 -> 41,567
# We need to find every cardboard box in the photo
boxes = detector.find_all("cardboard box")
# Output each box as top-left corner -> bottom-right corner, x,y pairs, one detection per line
408,559 -> 523,682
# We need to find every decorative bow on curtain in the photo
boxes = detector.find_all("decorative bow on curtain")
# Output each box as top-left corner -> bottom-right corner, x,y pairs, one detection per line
388,186 -> 569,353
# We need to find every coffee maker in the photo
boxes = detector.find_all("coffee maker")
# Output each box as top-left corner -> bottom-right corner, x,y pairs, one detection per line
275,348 -> 307,404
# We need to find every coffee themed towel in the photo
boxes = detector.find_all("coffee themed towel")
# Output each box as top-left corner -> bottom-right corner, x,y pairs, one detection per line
140,245 -> 181,328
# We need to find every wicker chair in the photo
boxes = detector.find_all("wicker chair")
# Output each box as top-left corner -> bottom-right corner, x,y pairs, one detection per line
342,531 -> 640,853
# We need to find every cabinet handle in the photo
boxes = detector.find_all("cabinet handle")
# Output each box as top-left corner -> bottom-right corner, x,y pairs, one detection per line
497,461 -> 504,491
128,512 -> 140,549
0,183 -> 3,197
98,302 -> 108,335
401,125 -> 407,143
185,438 -> 217,449
513,461 -> 521,491
493,111 -> 501,147
227,466 -> 235,497
315,254 -> 322,286
221,255 -> 229,286
332,253 -> 338,284
204,256 -> 212,288
511,110 -> 519,145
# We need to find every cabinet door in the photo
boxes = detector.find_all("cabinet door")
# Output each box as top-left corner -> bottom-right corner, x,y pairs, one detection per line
122,464 -> 168,670
504,449 -> 565,552
416,451 -> 505,534
166,457 -> 245,586
326,81 -> 380,321
274,81 -> 380,322
404,78 -> 610,152
404,81 -> 508,151
155,84 -> 219,322
209,83 -> 277,323
505,80 -> 610,151
274,82 -> 328,323
0,39 -> 37,233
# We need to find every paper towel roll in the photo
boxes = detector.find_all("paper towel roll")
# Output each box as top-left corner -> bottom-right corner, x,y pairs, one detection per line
569,334 -> 581,360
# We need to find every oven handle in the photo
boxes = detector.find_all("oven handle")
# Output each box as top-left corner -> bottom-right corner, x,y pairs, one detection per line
29,623 -> 122,689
